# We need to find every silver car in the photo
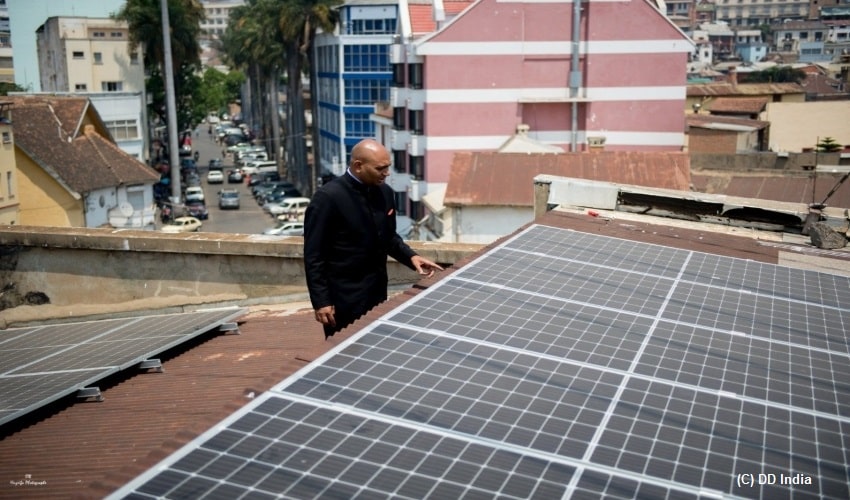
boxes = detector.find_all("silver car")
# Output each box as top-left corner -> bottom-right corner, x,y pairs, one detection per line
218,189 -> 240,209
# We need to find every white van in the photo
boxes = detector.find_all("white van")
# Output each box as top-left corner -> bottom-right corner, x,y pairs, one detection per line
273,197 -> 311,221
242,160 -> 277,176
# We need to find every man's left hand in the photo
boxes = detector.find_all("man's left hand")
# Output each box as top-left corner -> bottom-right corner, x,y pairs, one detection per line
411,255 -> 444,278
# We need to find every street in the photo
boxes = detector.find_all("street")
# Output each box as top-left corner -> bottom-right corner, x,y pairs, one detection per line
158,125 -> 281,235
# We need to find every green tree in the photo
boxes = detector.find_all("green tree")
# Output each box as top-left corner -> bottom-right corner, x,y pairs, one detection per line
193,67 -> 244,123
739,66 -> 806,84
275,0 -> 341,194
114,0 -> 205,131
221,0 -> 286,167
0,82 -> 26,95
816,137 -> 843,153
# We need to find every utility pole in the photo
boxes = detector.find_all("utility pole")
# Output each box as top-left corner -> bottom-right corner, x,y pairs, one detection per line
161,0 -> 182,204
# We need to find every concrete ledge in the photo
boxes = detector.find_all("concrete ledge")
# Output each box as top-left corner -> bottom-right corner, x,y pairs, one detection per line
0,226 -> 482,326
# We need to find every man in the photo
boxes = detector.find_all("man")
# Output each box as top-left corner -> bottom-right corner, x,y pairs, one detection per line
304,139 -> 443,338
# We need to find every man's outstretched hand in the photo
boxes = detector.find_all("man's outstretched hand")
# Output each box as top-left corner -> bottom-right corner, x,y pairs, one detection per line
411,255 -> 444,278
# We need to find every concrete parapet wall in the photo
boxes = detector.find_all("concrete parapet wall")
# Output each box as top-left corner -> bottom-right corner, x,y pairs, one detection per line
0,226 -> 482,326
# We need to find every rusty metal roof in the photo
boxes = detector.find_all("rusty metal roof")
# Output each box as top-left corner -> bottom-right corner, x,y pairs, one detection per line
686,113 -> 769,130
692,171 -> 850,209
444,151 -> 691,207
2,207 -> 850,498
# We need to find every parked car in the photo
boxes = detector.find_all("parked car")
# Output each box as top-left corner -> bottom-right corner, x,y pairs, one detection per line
184,172 -> 202,188
263,221 -> 304,237
259,187 -> 302,206
206,170 -> 224,184
218,189 -> 240,209
247,172 -> 280,187
185,186 -> 205,203
227,169 -> 243,183
184,201 -> 209,220
269,197 -> 311,220
252,180 -> 293,198
161,216 -> 202,233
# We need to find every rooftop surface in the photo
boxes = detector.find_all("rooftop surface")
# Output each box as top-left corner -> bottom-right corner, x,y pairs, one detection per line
1,208 -> 849,498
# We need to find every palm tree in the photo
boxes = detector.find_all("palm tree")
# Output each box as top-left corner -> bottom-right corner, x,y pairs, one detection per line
221,0 -> 286,172
275,0 -> 341,194
114,0 -> 205,130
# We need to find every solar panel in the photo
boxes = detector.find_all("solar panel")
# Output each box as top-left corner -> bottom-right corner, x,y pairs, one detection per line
0,308 -> 246,426
111,224 -> 850,499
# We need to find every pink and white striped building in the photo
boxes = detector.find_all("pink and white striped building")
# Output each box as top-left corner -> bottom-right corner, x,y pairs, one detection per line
378,0 -> 694,216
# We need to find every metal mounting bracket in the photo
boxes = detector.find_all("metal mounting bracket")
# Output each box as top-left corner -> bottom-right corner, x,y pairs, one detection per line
77,387 -> 104,402
219,322 -> 240,335
139,359 -> 163,373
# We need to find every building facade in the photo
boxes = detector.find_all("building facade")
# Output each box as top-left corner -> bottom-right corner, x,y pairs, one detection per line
0,101 -> 16,225
383,0 -> 693,219
36,17 -> 144,94
199,0 -> 245,39
313,1 -> 399,180
0,0 -> 11,84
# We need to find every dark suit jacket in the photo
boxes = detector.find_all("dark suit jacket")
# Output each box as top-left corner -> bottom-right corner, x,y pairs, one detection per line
303,173 -> 416,336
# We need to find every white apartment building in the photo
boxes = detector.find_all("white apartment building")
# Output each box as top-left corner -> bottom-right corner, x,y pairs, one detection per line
200,0 -> 245,39
36,17 -> 144,94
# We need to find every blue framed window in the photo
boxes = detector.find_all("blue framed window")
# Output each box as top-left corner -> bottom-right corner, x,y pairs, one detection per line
344,45 -> 389,72
344,79 -> 389,105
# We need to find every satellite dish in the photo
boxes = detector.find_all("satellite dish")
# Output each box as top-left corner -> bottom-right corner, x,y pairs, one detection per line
119,202 -> 134,217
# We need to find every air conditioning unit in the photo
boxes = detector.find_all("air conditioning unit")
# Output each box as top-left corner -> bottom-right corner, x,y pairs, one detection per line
587,136 -> 606,147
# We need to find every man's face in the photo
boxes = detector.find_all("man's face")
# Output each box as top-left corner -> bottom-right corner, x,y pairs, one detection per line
355,150 -> 392,186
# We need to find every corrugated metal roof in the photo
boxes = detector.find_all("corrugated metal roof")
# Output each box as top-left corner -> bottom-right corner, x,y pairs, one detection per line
444,151 -> 691,207
692,171 -> 850,209
3,208 -> 850,497
687,113 -> 769,130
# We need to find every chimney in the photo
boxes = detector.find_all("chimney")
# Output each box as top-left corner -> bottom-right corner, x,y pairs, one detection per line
728,67 -> 738,88
586,136 -> 606,153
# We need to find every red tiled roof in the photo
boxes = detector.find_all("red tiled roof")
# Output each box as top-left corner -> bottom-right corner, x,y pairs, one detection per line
409,0 -> 475,35
687,82 -> 805,97
10,98 -> 159,194
707,97 -> 768,114
444,151 -> 691,207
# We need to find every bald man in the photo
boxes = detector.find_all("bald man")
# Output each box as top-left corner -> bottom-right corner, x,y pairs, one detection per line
303,139 -> 443,338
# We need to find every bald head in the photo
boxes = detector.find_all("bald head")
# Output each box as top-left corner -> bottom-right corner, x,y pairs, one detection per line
350,139 -> 392,186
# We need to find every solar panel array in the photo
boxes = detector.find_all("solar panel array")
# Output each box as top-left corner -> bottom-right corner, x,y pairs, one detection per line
0,308 -> 246,426
111,225 -> 850,499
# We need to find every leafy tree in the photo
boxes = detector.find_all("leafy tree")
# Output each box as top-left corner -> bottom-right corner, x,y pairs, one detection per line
0,82 -> 26,95
275,0 -> 341,194
193,67 -> 244,123
739,66 -> 806,84
816,137 -> 843,153
221,0 -> 286,166
113,0 -> 205,131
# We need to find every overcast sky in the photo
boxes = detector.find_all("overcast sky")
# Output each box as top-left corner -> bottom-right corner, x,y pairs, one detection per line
8,0 -> 127,92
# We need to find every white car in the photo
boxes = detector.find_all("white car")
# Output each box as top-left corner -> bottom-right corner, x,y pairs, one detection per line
263,221 -> 304,236
206,170 -> 224,184
269,197 -> 311,219
161,216 -> 202,233
185,186 -> 205,203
